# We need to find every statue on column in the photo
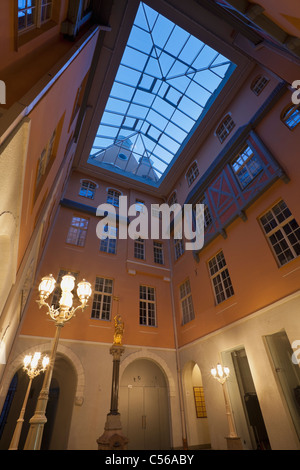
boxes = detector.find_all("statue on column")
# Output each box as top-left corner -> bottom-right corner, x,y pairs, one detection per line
113,314 -> 124,345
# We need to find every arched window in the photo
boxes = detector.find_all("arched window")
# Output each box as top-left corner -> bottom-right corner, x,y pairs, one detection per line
79,180 -> 97,199
186,162 -> 199,187
281,104 -> 300,130
251,75 -> 269,96
107,188 -> 122,207
215,114 -> 235,143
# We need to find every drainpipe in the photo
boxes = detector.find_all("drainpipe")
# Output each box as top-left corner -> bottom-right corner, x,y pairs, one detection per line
165,199 -> 188,450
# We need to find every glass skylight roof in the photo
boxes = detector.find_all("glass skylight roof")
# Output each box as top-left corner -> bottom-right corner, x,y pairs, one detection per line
88,2 -> 236,185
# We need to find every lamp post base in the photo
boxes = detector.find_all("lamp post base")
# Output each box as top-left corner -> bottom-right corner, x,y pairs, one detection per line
97,413 -> 128,450
225,436 -> 244,450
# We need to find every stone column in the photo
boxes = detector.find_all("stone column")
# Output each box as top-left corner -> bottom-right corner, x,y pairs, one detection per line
97,343 -> 128,450
109,345 -> 124,415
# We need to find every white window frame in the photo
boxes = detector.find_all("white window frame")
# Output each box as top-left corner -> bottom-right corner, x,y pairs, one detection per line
134,238 -> 145,260
215,114 -> 235,143
251,75 -> 269,96
79,180 -> 97,199
208,251 -> 234,304
66,216 -> 89,247
139,285 -> 156,326
231,144 -> 263,189
106,188 -> 122,207
39,0 -> 53,25
281,104 -> 300,130
180,279 -> 195,325
100,226 -> 118,254
17,0 -> 53,33
260,200 -> 300,266
174,238 -> 184,260
196,196 -> 212,229
153,241 -> 164,264
91,277 -> 113,320
186,162 -> 199,187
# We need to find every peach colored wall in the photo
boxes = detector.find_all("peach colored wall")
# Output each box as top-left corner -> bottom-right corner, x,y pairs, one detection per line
18,43 -> 300,353
173,90 -> 300,347
20,209 -> 175,349
21,170 -> 175,349
17,31 -> 98,270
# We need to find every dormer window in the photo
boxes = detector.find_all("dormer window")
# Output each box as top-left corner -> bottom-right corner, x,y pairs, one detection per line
216,114 -> 235,143
186,162 -> 199,187
107,189 -> 121,207
281,104 -> 300,130
79,180 -> 97,199
251,75 -> 269,96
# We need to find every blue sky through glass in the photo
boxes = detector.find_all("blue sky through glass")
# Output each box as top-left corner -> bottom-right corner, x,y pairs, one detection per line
88,2 -> 236,185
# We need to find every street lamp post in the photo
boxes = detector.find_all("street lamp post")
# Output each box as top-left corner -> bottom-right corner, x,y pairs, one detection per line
211,363 -> 243,450
23,273 -> 92,450
9,352 -> 49,450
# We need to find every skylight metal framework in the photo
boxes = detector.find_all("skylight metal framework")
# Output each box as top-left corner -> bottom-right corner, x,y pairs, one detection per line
88,2 -> 235,185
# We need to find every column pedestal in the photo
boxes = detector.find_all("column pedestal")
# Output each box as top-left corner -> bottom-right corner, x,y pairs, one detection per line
97,413 -> 128,450
97,344 -> 128,450
226,436 -> 244,450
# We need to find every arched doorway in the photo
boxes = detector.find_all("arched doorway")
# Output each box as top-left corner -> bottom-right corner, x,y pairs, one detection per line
0,353 -> 77,449
182,361 -> 211,449
119,359 -> 171,450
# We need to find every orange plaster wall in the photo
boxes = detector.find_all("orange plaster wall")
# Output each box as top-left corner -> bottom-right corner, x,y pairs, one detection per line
17,32 -> 99,270
20,80 -> 300,351
174,91 -> 300,347
21,173 -> 175,349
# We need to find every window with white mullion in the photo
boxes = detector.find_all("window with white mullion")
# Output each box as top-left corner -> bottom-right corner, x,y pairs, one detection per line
180,279 -> 195,325
66,216 -> 89,247
40,1 -> 52,23
153,241 -> 164,264
260,200 -> 300,266
208,251 -> 234,304
139,285 -> 156,326
174,237 -> 184,260
186,162 -> 199,186
231,144 -> 263,189
79,180 -> 97,199
107,189 -> 121,207
216,114 -> 235,143
281,104 -> 300,130
100,226 -> 117,254
134,238 -> 145,260
91,277 -> 113,320
18,0 -> 37,31
196,196 -> 212,229
18,0 -> 53,32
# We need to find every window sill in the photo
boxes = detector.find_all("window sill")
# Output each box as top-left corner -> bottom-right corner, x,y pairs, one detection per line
17,20 -> 57,49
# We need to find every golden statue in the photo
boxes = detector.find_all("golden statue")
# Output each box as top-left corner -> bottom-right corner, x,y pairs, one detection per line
113,314 -> 124,345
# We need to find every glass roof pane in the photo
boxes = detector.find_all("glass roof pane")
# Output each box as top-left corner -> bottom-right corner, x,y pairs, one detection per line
88,1 -> 236,186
